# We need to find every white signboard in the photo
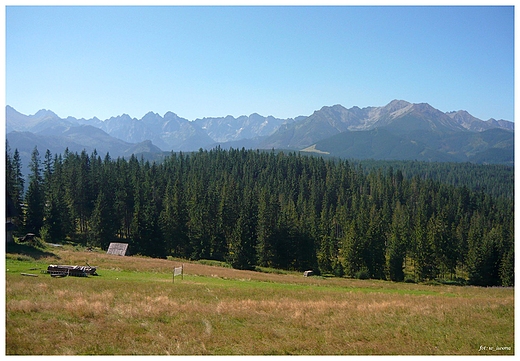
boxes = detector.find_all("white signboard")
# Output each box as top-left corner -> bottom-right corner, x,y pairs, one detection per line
173,265 -> 184,283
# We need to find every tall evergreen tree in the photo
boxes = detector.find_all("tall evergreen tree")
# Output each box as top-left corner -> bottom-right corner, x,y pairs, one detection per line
6,143 -> 24,230
227,189 -> 257,270
365,206 -> 387,279
428,211 -> 456,278
90,188 -> 118,249
25,147 -> 44,235
466,213 -> 486,286
256,189 -> 279,267
414,207 -> 437,281
42,149 -> 54,196
216,177 -> 239,260
468,226 -> 502,286
186,177 -> 211,260
41,155 -> 71,243
159,179 -> 189,257
342,220 -> 365,277
387,202 -> 409,281
317,205 -> 334,274
500,242 -> 514,287
113,157 -> 134,239
499,218 -> 514,287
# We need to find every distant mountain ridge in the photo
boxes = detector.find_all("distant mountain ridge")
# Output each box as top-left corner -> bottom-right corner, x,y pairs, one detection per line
6,105 -> 300,151
6,100 -> 514,168
259,100 -> 513,150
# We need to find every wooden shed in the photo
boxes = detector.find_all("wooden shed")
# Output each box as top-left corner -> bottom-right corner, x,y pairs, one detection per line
107,242 -> 129,256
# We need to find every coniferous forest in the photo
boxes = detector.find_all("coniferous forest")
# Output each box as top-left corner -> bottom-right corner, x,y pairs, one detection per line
6,145 -> 514,286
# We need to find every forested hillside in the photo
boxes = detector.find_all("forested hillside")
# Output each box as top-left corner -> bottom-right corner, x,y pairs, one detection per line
6,146 -> 514,286
352,159 -> 513,200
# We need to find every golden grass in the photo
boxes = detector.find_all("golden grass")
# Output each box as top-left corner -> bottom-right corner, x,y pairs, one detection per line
5,249 -> 515,355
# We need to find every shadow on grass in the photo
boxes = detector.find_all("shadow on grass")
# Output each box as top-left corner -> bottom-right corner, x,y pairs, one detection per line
6,242 -> 59,260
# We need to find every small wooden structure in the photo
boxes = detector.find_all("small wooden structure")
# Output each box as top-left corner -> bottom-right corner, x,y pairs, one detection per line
303,270 -> 314,277
19,233 -> 36,242
107,242 -> 129,256
173,265 -> 184,283
45,264 -> 98,277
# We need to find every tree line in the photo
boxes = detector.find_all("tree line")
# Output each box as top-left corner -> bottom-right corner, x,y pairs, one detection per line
6,144 -> 514,286
352,159 -> 514,200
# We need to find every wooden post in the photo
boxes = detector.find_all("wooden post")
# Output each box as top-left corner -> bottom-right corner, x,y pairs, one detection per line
21,273 -> 38,277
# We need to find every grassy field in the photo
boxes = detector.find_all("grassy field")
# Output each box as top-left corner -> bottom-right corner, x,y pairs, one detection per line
5,244 -> 515,355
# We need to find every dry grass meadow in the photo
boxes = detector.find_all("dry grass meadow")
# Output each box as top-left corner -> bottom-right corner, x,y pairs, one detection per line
5,246 -> 515,355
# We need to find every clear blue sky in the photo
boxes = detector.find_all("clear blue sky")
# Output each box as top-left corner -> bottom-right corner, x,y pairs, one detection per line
5,5 -> 515,122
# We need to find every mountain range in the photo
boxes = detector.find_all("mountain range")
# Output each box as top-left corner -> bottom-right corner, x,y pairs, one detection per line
5,100 -> 514,172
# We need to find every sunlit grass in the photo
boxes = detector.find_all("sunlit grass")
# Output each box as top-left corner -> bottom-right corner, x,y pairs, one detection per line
5,247 -> 514,355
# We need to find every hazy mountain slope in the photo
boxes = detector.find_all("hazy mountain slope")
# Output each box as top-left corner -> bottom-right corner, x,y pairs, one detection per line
6,106 -> 67,133
446,110 -> 514,132
5,100 -> 514,164
193,113 -> 298,143
92,111 -> 215,151
6,125 -> 163,177
260,100 -> 513,150
304,128 -> 458,162
306,127 -> 513,164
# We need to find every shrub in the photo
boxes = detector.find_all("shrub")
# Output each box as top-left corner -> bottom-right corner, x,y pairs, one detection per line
333,260 -> 345,278
5,253 -> 34,262
439,278 -> 467,286
197,259 -> 232,268
355,268 -> 370,280
423,279 -> 442,286
39,226 -> 51,243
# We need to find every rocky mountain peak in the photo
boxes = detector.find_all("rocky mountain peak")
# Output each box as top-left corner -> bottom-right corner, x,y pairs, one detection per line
385,99 -> 412,112
6,101 -> 513,161
33,109 -> 59,119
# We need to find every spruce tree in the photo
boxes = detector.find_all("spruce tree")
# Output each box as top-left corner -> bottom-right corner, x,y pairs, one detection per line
6,143 -> 24,231
256,189 -> 279,267
90,188 -> 118,249
227,190 -> 257,270
387,202 -> 408,281
41,155 -> 71,243
25,147 -> 44,235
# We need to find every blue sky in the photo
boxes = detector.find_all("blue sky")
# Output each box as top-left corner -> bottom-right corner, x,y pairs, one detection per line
5,5 -> 515,122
